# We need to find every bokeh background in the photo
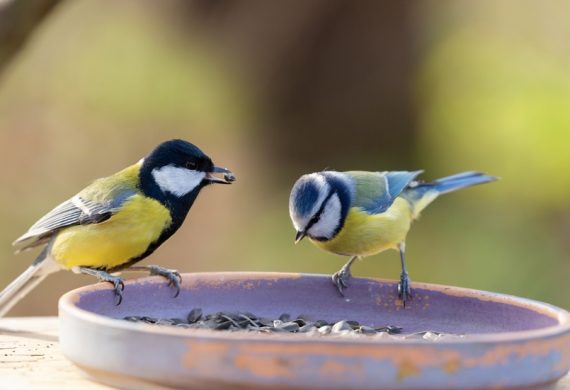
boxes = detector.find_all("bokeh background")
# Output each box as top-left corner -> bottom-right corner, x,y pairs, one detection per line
1,0 -> 568,316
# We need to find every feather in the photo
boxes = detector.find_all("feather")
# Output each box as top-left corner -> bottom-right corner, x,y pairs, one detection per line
13,190 -> 136,251
0,249 -> 61,317
349,170 -> 423,214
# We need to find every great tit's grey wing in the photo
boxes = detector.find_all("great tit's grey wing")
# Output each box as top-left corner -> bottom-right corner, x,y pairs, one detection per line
348,170 -> 423,214
13,189 -> 136,251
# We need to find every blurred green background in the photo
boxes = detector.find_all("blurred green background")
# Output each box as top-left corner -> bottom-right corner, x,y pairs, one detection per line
0,0 -> 568,316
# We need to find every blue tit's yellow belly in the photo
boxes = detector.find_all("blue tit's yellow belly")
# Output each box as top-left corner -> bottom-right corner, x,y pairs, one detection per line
312,197 -> 413,257
51,195 -> 172,270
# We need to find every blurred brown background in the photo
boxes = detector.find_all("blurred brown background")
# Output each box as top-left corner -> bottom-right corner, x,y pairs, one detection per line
1,0 -> 569,316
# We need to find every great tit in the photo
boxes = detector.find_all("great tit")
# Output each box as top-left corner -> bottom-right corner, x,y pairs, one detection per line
289,170 -> 496,304
0,139 -> 235,316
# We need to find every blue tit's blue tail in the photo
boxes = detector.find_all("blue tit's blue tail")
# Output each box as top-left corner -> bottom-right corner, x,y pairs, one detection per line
403,171 -> 497,218
427,171 -> 498,194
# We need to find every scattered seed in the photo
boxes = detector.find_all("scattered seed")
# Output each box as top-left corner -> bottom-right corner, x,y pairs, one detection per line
346,320 -> 360,329
422,331 -> 440,341
357,325 -> 377,335
279,313 -> 291,322
220,314 -> 241,329
155,319 -> 174,326
298,324 -> 317,333
331,320 -> 352,333
238,313 -> 259,328
292,318 -> 307,327
318,325 -> 332,335
278,321 -> 300,332
376,325 -> 403,335
314,319 -> 329,328
122,310 -> 413,338
187,308 -> 202,323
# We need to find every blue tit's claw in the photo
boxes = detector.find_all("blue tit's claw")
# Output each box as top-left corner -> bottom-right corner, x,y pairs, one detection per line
331,267 -> 351,297
149,266 -> 182,298
332,274 -> 345,297
398,272 -> 412,307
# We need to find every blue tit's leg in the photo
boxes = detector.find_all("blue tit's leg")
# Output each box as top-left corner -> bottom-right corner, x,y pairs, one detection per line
331,256 -> 358,297
397,242 -> 412,305
125,265 -> 182,297
77,267 -> 125,305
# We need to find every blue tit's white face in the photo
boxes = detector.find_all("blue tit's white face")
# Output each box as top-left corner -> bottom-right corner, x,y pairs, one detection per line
289,173 -> 344,241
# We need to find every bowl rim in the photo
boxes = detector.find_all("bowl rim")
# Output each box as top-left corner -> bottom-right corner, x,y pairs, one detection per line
59,271 -> 570,346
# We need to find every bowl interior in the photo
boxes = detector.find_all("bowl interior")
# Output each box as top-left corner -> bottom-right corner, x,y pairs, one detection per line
72,273 -> 562,335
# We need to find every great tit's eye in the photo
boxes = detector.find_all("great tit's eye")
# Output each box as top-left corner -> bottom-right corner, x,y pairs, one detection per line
185,161 -> 197,170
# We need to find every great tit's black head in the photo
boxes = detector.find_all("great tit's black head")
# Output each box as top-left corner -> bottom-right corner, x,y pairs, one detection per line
147,139 -> 213,173
140,139 -> 235,202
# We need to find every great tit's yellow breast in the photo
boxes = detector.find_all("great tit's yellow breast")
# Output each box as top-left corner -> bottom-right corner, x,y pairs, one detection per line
51,195 -> 172,270
313,197 -> 413,257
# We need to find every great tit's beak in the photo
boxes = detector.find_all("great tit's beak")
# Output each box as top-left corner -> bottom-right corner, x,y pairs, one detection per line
295,230 -> 306,244
205,166 -> 236,184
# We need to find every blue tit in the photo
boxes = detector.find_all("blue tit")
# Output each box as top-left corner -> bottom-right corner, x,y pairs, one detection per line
0,139 -> 235,316
289,170 -> 496,304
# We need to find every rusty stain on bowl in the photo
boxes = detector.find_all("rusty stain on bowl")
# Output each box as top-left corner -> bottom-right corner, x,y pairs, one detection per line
59,272 -> 570,389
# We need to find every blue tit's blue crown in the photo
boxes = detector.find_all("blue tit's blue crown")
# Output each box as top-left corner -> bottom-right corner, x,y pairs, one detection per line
291,176 -> 323,218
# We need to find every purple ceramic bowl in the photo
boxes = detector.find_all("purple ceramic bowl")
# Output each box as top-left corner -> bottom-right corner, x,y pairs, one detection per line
59,272 -> 570,389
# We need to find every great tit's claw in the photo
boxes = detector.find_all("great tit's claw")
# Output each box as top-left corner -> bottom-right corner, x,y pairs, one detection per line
77,267 -> 125,305
108,277 -> 124,306
149,266 -> 182,298
398,272 -> 412,307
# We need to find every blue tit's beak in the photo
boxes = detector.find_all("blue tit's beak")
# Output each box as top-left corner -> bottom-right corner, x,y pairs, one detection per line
205,166 -> 236,184
295,230 -> 306,244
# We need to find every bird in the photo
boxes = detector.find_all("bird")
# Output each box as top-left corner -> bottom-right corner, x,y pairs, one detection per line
0,139 -> 235,316
289,170 -> 496,305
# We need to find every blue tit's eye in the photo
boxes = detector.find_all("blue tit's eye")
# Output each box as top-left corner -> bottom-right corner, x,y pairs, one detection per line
310,215 -> 320,225
185,161 -> 197,170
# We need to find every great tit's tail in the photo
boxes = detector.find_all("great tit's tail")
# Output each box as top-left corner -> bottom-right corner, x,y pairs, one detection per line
0,248 -> 60,317
405,171 -> 497,218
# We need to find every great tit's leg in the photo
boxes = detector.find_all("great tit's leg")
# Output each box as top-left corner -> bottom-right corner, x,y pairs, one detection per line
397,242 -> 412,306
331,256 -> 358,297
125,265 -> 182,297
76,267 -> 125,305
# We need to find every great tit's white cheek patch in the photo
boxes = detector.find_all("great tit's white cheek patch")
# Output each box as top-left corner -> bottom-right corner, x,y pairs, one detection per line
152,165 -> 205,196
307,193 -> 341,239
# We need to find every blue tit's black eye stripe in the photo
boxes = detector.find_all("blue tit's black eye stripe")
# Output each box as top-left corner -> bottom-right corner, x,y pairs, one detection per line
305,189 -> 335,232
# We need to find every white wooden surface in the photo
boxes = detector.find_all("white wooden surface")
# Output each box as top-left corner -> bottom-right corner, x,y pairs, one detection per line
0,317 -> 110,389
0,317 -> 569,389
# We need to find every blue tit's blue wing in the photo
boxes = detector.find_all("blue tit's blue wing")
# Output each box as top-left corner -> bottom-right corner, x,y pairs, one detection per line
347,170 -> 423,214
13,188 -> 136,251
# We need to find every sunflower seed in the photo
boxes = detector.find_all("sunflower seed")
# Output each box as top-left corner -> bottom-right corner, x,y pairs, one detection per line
331,321 -> 352,333
187,308 -> 203,323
